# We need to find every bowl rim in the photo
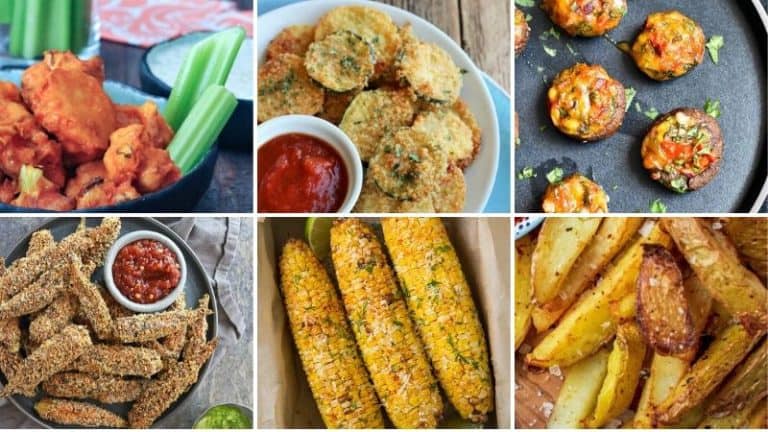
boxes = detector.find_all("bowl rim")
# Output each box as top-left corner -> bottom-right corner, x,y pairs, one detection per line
257,115 -> 364,213
103,230 -> 188,313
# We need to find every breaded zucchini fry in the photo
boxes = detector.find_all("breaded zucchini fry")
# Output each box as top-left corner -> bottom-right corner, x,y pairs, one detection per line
266,25 -> 315,60
28,294 -> 78,345
382,218 -> 493,423
0,324 -> 92,397
112,309 -> 196,343
305,31 -> 375,92
0,311 -> 21,353
0,259 -> 71,319
396,38 -> 462,103
705,338 -> 767,417
412,108 -> 476,169
257,53 -> 324,122
68,254 -> 113,339
331,219 -> 443,428
182,295 -> 212,362
26,229 -> 54,256
43,372 -> 146,404
339,88 -> 417,161
319,89 -> 359,125
353,174 -> 435,213
35,398 -> 126,428
71,344 -> 163,377
159,294 -> 188,360
515,234 -> 534,349
431,164 -> 466,212
280,239 -> 384,428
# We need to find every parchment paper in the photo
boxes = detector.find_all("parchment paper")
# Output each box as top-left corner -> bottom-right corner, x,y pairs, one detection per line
257,218 -> 510,428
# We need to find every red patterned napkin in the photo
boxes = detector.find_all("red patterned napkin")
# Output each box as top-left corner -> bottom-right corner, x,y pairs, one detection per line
99,0 -> 253,47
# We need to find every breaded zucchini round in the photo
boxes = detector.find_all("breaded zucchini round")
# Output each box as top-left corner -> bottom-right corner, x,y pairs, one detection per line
353,175 -> 435,213
452,99 -> 482,154
314,6 -> 401,78
305,31 -> 375,92
339,88 -> 417,161
630,10 -> 705,81
257,53 -> 324,122
541,0 -> 627,37
412,108 -> 476,169
266,25 -> 315,60
515,8 -> 531,56
319,90 -> 360,125
541,173 -> 609,213
396,39 -> 462,104
431,164 -> 466,212
368,128 -> 448,202
547,63 -> 626,141
641,108 -> 722,193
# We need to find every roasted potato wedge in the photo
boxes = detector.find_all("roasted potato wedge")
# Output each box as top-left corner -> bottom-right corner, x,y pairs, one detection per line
609,292 -> 636,324
633,353 -> 689,428
531,218 -> 602,307
748,398 -> 767,428
515,234 -> 535,349
662,218 -> 768,335
531,304 -> 563,334
655,323 -> 763,425
585,323 -> 646,428
526,222 -> 671,368
547,348 -> 610,428
723,218 -> 768,283
706,338 -> 767,418
678,274 -> 712,362
544,218 -> 643,312
699,397 -> 763,428
636,244 -> 695,356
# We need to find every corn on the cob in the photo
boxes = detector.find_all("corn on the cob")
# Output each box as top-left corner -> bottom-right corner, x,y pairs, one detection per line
280,239 -> 384,429
330,219 -> 443,428
382,217 -> 493,423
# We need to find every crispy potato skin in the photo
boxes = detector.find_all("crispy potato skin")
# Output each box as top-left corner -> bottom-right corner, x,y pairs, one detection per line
514,8 -> 530,56
631,10 -> 705,81
636,244 -> 695,356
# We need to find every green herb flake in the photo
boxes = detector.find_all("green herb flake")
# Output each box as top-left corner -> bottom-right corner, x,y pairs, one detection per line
518,166 -> 536,180
703,98 -> 721,118
542,44 -> 557,57
539,124 -> 547,132
669,178 -> 688,194
546,167 -> 564,184
644,107 -> 660,120
539,27 -> 561,41
624,87 -> 637,112
706,35 -> 724,64
515,0 -> 535,7
649,198 -> 667,213
525,13 -> 533,22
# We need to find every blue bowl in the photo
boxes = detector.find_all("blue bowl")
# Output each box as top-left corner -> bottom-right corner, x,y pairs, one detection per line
0,68 -> 218,212
139,32 -> 253,152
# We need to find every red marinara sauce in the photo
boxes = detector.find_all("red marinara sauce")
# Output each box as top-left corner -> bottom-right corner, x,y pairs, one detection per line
258,133 -> 348,212
113,239 -> 181,304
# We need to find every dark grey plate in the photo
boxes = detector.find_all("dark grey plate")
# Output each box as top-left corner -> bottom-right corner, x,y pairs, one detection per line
0,217 -> 218,429
515,0 -> 768,213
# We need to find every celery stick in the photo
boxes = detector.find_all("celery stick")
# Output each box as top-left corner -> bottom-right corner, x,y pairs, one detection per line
9,0 -> 24,56
167,85 -> 237,174
46,0 -> 72,51
0,0 -> 13,24
21,0 -> 46,58
70,0 -> 91,53
163,27 -> 246,131
18,165 -> 42,195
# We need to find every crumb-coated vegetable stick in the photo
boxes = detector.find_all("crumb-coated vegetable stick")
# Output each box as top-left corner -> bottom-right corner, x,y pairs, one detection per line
0,258 -> 71,319
28,294 -> 78,345
161,294 -> 188,359
112,309 -> 196,343
0,347 -> 35,397
26,229 -> 55,256
382,217 -> 494,423
71,344 -> 163,378
0,310 -> 21,353
129,339 -> 217,428
43,372 -> 146,404
0,324 -> 92,397
280,239 -> 385,428
68,254 -> 112,339
182,294 -> 212,361
35,398 -> 127,428
330,219 -> 443,429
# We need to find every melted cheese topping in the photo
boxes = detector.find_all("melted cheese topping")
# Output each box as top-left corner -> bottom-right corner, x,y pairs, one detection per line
542,0 -> 627,37
631,10 -> 705,80
542,174 -> 609,213
641,111 -> 716,178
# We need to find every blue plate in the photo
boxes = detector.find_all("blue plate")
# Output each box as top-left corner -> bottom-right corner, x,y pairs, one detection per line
0,68 -> 218,212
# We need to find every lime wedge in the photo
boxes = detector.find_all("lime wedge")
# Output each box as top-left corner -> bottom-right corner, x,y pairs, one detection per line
305,217 -> 334,260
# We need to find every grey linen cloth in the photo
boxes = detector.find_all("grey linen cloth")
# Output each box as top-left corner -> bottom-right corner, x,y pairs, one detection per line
0,217 -> 250,428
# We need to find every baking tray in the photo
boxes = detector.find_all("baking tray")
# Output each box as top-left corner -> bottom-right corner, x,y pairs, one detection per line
0,217 -> 218,428
514,0 -> 768,213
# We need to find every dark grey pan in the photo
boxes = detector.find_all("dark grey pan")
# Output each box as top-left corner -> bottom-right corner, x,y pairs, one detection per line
515,0 -> 767,213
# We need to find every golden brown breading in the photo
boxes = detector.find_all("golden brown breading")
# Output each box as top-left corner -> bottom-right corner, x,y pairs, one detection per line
266,25 -> 315,60
35,398 -> 127,428
0,324 -> 92,397
43,372 -> 146,404
68,254 -> 112,339
71,344 -> 163,378
0,258 -> 71,319
28,294 -> 78,345
26,229 -> 55,256
112,309 -> 197,343
182,295 -> 211,361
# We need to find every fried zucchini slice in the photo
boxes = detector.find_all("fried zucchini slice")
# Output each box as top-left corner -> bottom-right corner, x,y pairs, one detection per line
706,338 -> 767,418
257,53 -> 324,122
636,244 -> 695,356
305,31 -> 375,92
526,222 -> 672,368
531,217 -> 602,306
585,322 -> 646,428
396,39 -> 462,103
339,88 -> 416,161
633,353 -> 689,428
266,25 -> 315,60
314,6 -> 401,78
723,218 -> 768,283
367,128 -> 447,202
431,164 -> 465,212
318,89 -> 359,125
353,175 -> 434,213
548,348 -> 610,428
412,108 -> 476,169
662,218 -> 768,335
515,234 -> 535,350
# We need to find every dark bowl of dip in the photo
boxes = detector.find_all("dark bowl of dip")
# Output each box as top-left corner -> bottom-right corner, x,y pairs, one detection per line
104,230 -> 188,313
257,115 -> 363,213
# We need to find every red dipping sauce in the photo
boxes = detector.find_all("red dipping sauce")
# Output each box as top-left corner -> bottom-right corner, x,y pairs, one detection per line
113,239 -> 181,304
258,133 -> 348,212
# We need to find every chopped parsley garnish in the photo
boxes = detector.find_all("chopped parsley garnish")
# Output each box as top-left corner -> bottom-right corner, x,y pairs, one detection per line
624,87 -> 637,112
644,107 -> 660,120
518,166 -> 536,180
669,178 -> 688,194
539,125 -> 547,132
703,98 -> 721,118
542,45 -> 557,57
706,35 -> 724,64
539,27 -> 561,41
649,199 -> 667,213
515,0 -> 535,7
546,167 -> 564,184
525,13 -> 533,22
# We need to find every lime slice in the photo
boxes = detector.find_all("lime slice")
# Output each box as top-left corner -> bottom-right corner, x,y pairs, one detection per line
305,217 -> 334,260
